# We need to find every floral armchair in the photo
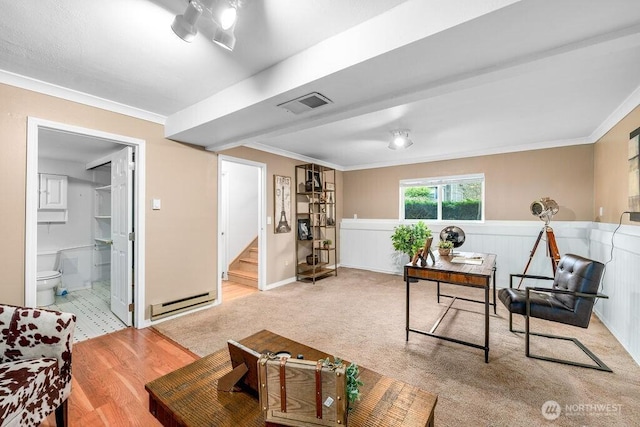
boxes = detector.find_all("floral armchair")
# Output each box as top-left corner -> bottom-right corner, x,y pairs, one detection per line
0,305 -> 76,427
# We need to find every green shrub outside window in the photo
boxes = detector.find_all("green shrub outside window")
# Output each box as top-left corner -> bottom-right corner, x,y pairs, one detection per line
401,175 -> 484,221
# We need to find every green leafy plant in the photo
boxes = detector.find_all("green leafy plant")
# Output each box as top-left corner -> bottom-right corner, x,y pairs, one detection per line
322,239 -> 332,247
390,221 -> 432,258
437,240 -> 453,249
345,363 -> 363,409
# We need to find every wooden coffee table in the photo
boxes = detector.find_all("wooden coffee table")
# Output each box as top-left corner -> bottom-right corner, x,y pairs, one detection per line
146,330 -> 437,427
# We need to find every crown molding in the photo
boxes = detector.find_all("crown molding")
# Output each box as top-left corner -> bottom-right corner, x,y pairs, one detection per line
0,69 -> 166,125
589,82 -> 640,144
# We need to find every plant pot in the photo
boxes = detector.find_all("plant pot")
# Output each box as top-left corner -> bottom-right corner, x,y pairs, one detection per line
438,248 -> 451,256
306,254 -> 319,265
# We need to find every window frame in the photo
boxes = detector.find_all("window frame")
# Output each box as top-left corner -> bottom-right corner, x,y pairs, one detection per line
399,173 -> 485,222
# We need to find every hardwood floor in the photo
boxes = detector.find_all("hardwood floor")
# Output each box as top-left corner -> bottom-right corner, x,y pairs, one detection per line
41,328 -> 199,426
222,280 -> 259,301
40,284 -> 256,426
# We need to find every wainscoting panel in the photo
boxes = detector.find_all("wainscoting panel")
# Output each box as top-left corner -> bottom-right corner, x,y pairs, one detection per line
340,220 -> 590,287
590,223 -> 640,365
340,219 -> 640,365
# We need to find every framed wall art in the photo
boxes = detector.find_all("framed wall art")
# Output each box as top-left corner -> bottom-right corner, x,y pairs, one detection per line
297,218 -> 312,240
274,175 -> 292,233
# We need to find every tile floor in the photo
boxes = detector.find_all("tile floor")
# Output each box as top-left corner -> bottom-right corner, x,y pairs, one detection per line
46,281 -> 127,342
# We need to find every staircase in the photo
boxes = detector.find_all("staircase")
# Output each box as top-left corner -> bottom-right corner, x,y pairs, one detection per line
227,238 -> 259,288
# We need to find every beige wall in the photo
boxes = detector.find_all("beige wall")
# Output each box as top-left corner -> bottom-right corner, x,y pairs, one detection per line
343,144 -> 595,221
221,147 -> 343,283
0,83 -> 217,316
594,105 -> 640,225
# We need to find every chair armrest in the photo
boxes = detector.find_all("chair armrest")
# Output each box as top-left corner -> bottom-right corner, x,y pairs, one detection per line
509,274 -> 554,288
526,287 -> 609,300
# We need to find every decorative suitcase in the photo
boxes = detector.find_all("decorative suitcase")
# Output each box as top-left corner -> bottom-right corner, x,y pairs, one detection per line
258,355 -> 348,427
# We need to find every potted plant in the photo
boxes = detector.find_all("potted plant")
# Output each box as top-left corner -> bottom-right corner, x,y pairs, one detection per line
322,239 -> 332,249
391,221 -> 432,268
437,240 -> 454,256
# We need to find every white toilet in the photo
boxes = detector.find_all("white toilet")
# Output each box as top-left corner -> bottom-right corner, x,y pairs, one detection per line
37,252 -> 62,306
36,271 -> 62,306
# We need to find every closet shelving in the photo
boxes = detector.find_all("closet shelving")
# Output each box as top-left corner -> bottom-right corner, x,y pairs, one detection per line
94,185 -> 112,275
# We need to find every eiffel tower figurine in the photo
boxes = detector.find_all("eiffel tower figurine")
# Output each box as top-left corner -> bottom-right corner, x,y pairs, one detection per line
276,185 -> 291,233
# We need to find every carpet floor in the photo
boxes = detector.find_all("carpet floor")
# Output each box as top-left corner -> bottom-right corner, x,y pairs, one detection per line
153,268 -> 639,426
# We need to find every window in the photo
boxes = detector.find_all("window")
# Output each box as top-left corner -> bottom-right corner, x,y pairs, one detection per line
400,174 -> 484,221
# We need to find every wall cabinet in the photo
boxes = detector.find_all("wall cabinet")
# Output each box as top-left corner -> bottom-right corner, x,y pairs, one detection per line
37,173 -> 68,222
295,164 -> 337,283
39,173 -> 67,209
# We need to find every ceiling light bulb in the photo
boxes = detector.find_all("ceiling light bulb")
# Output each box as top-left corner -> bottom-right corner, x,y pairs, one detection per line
220,6 -> 237,30
388,130 -> 413,150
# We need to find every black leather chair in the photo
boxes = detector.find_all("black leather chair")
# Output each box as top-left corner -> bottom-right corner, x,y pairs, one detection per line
498,253 -> 611,372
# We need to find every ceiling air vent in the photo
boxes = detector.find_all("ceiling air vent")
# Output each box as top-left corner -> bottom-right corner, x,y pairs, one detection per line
277,92 -> 333,115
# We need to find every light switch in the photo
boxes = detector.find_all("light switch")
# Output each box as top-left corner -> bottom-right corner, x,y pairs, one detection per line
152,199 -> 161,210
267,216 -> 272,225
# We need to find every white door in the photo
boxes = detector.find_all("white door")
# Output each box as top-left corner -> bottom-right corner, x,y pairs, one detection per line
220,171 -> 229,280
111,147 -> 133,326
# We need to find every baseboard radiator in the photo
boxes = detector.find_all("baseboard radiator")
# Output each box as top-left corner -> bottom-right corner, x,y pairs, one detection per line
151,292 -> 215,321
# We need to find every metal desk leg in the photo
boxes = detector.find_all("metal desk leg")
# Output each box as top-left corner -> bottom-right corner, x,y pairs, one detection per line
406,274 -> 410,341
493,266 -> 497,315
485,285 -> 490,363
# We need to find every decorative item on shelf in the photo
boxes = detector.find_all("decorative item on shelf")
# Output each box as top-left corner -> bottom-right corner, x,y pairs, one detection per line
298,218 -> 313,240
437,239 -> 453,256
306,254 -> 319,265
322,239 -> 332,249
306,169 -> 323,191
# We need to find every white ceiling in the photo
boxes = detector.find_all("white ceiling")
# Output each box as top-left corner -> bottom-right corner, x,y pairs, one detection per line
2,0 -> 640,170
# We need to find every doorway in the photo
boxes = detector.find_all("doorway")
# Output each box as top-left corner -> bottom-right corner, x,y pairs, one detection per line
218,156 -> 266,302
25,117 -> 146,335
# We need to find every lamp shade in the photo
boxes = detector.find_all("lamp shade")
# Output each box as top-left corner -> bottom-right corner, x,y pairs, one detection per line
213,24 -> 236,51
171,0 -> 203,42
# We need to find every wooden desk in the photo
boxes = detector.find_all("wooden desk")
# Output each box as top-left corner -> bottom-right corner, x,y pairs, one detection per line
405,252 -> 497,363
146,330 -> 437,427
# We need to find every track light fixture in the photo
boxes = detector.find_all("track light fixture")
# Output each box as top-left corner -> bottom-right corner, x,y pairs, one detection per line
171,0 -> 239,50
171,0 -> 203,43
388,130 -> 413,150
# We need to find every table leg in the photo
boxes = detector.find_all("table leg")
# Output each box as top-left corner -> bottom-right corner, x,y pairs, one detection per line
406,271 -> 410,341
437,281 -> 440,304
493,266 -> 497,314
485,285 -> 490,363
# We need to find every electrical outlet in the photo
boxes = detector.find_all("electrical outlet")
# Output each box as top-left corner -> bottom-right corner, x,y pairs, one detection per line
285,260 -> 289,266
